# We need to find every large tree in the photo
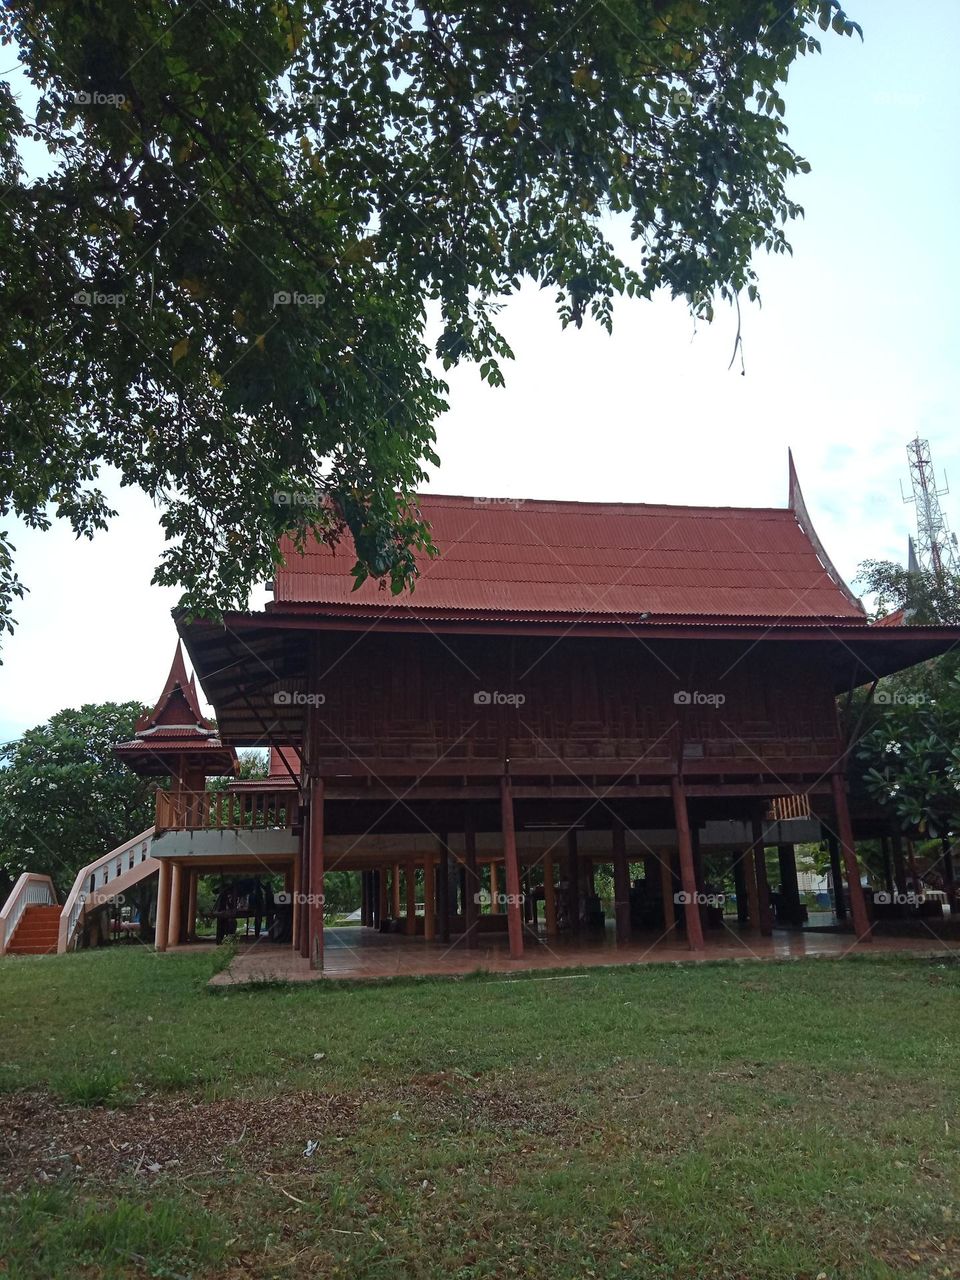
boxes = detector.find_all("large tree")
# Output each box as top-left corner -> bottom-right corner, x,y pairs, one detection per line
1,0 -> 860,634
0,701 -> 154,896
848,559 -> 960,846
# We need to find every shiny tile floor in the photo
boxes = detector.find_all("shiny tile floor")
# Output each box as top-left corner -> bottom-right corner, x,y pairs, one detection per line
206,921 -> 960,986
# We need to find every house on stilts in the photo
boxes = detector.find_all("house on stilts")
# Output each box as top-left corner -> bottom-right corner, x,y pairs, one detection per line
2,454 -> 958,971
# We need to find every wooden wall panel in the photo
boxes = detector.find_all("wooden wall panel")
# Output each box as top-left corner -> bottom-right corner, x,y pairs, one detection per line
305,633 -> 841,777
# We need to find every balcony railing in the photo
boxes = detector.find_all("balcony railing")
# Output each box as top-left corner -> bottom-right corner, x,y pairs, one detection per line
155,788 -> 299,832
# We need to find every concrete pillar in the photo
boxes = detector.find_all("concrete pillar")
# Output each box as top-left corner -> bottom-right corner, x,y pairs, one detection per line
437,845 -> 450,944
167,862 -> 183,949
489,861 -> 500,913
392,863 -> 401,918
186,869 -> 198,942
671,778 -> 704,951
155,860 -> 171,952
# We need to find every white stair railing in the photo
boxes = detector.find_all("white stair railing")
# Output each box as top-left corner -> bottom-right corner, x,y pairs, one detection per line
0,873 -> 58,955
58,827 -> 156,954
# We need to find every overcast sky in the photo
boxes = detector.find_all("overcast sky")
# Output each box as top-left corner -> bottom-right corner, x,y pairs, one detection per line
2,0 -> 959,744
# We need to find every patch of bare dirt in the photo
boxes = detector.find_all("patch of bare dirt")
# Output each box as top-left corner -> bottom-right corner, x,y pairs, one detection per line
0,1090 -> 363,1190
0,1075 -> 582,1191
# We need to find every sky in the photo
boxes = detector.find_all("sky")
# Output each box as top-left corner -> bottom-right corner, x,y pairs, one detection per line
2,0 -> 959,743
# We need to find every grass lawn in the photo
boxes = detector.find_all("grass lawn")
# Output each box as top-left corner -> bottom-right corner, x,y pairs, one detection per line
1,949 -> 959,1279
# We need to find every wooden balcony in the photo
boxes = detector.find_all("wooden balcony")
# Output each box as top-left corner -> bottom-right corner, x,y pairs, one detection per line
155,789 -> 299,833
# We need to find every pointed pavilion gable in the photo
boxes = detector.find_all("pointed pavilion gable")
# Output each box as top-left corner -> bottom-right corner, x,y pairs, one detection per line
115,642 -> 237,778
136,642 -> 211,733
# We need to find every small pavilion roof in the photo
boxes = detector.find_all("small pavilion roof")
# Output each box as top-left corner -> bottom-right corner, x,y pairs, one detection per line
115,643 -> 237,777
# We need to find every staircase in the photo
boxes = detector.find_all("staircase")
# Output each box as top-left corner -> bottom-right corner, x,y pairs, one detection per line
6,904 -> 61,955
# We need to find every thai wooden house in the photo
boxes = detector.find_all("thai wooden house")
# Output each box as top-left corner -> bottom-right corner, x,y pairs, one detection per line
2,455 -> 957,964
167,454 -> 959,968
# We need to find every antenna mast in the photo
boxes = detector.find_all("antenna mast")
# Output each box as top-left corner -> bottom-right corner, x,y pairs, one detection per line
900,436 -> 959,582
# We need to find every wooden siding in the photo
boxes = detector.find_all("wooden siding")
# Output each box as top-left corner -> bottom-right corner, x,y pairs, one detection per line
304,634 -> 841,780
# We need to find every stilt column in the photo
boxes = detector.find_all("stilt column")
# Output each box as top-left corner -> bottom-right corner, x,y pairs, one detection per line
831,773 -> 871,941
612,819 -> 632,946
167,862 -> 183,949
671,778 -> 704,951
155,860 -> 171,953
500,776 -> 524,959
308,778 -> 325,969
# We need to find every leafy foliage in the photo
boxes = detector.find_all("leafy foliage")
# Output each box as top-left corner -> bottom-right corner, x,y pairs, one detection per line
857,678 -> 960,837
0,701 -> 153,894
857,559 -> 960,626
849,560 -> 960,837
1,0 -> 860,633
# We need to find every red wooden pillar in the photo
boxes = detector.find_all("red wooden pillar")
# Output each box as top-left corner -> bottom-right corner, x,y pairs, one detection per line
500,776 -> 524,959
377,867 -> 388,928
464,819 -> 479,949
659,850 -> 676,933
831,773 -> 871,941
308,778 -> 325,969
612,818 -> 632,946
742,845 -> 761,932
671,777 -> 705,951
405,860 -> 417,935
750,815 -> 773,936
566,829 -> 580,932
297,813 -> 310,959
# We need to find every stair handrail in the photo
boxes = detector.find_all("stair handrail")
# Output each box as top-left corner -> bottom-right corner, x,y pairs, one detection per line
0,873 -> 58,956
58,826 -> 156,954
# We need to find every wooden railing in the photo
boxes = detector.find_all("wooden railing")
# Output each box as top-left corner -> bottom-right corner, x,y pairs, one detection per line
0,873 -> 57,955
155,789 -> 299,832
767,794 -> 813,821
58,828 -> 156,954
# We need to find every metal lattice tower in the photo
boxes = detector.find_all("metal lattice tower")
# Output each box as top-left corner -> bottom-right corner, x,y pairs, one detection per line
901,436 -> 960,580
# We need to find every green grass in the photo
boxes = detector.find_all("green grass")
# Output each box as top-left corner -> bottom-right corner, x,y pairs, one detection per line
2,948 -> 960,1278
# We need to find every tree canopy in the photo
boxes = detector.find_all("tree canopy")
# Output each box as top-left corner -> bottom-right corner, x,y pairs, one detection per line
849,559 -> 960,840
0,701 -> 154,894
1,0 -> 860,636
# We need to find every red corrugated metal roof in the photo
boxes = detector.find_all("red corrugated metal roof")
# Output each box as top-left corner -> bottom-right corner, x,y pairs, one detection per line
274,495 -> 864,623
874,608 -> 906,627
